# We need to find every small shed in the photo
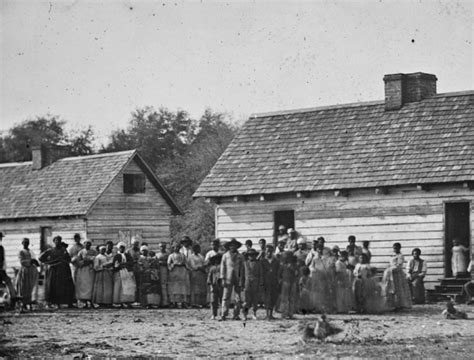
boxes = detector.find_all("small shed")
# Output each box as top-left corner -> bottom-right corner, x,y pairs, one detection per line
0,147 -> 182,275
194,72 -> 474,290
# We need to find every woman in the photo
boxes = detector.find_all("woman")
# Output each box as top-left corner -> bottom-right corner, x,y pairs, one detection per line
308,244 -> 336,313
92,245 -> 114,307
334,250 -> 353,313
353,253 -> 386,313
138,246 -> 161,308
16,238 -> 39,310
407,248 -> 427,304
39,235 -> 75,308
112,242 -> 136,307
188,244 -> 207,307
75,239 -> 97,308
451,239 -> 469,277
167,244 -> 191,308
156,243 -> 170,307
382,242 -> 412,310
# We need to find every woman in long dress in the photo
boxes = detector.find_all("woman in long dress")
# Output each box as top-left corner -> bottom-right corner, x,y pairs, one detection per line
138,246 -> 161,308
353,253 -> 387,313
334,250 -> 354,313
75,239 -> 97,308
188,244 -> 207,307
308,245 -> 335,313
112,242 -> 136,307
156,243 -> 170,307
39,235 -> 74,308
167,244 -> 191,308
16,238 -> 39,310
383,242 -> 412,310
92,246 -> 114,307
451,239 -> 469,276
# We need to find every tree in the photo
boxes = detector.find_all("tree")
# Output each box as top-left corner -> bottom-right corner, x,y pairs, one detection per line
0,115 -> 95,162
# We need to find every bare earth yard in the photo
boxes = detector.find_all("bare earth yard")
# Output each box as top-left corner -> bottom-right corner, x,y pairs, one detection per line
1,303 -> 473,359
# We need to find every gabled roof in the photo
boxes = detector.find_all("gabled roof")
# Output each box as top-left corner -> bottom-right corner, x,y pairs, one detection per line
194,91 -> 474,198
0,150 -> 182,220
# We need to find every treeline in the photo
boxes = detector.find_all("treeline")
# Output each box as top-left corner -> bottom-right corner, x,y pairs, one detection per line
0,108 -> 239,245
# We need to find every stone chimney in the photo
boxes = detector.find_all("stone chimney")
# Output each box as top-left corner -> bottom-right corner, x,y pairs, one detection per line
383,72 -> 437,111
32,144 -> 70,170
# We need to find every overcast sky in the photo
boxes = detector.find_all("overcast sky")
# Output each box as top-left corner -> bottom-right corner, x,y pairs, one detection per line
1,0 -> 472,143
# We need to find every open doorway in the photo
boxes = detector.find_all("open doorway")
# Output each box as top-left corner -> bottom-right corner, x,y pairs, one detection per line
444,202 -> 471,277
273,210 -> 295,246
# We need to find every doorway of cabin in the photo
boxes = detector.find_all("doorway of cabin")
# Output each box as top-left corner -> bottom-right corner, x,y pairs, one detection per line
273,210 -> 295,247
444,202 -> 471,277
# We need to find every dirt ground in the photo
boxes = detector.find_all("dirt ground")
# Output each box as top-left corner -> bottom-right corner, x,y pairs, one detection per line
1,303 -> 473,359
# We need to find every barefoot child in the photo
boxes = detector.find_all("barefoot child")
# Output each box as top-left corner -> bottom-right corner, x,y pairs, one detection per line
207,253 -> 223,320
279,252 -> 299,319
242,248 -> 263,320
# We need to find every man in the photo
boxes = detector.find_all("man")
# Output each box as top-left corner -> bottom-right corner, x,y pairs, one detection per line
256,238 -> 266,261
0,232 -> 16,304
220,238 -> 244,320
261,244 -> 280,320
346,235 -> 362,268
406,248 -> 427,304
294,238 -> 309,269
284,229 -> 299,252
318,236 -> 332,256
242,239 -> 253,260
463,256 -> 474,305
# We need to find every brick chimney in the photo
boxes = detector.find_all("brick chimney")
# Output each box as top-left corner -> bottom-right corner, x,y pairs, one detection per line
383,72 -> 437,111
32,144 -> 70,170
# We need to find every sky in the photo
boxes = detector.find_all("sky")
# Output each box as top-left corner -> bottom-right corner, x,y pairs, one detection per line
0,0 -> 472,144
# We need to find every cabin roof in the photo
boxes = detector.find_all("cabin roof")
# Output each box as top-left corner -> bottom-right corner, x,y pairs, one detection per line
0,150 -> 182,219
194,90 -> 474,198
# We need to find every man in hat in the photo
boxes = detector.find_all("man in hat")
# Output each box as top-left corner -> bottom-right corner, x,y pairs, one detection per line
220,238 -> 244,320
242,248 -> 263,320
284,228 -> 299,252
0,232 -> 17,304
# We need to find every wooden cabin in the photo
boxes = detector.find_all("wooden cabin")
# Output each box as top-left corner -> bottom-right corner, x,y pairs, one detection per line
0,147 -> 182,276
194,72 -> 474,290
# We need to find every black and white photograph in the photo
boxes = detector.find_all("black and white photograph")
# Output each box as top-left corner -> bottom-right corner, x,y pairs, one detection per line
0,0 -> 473,358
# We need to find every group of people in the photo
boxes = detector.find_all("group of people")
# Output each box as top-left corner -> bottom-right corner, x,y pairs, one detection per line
3,228 -> 474,319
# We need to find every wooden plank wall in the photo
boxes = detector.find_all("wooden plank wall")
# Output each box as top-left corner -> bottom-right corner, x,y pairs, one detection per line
215,185 -> 474,290
86,159 -> 172,249
0,218 -> 86,277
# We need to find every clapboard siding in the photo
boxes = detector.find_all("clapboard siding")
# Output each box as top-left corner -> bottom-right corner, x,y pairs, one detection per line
215,185 -> 474,290
0,218 -> 86,277
86,159 -> 172,248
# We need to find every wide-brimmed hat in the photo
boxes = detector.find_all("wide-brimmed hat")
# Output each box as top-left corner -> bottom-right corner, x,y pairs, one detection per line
227,238 -> 242,249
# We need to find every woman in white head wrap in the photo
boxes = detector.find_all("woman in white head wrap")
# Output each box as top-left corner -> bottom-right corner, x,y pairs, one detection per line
92,245 -> 114,307
75,239 -> 97,308
137,245 -> 161,308
112,242 -> 136,306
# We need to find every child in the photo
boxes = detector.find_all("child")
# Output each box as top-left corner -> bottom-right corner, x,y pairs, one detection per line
279,252 -> 299,319
242,248 -> 263,320
207,253 -> 222,320
261,244 -> 280,320
298,266 -> 311,315
442,298 -> 468,319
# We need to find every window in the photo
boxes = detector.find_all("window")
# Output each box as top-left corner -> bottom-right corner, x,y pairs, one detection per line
123,174 -> 146,194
